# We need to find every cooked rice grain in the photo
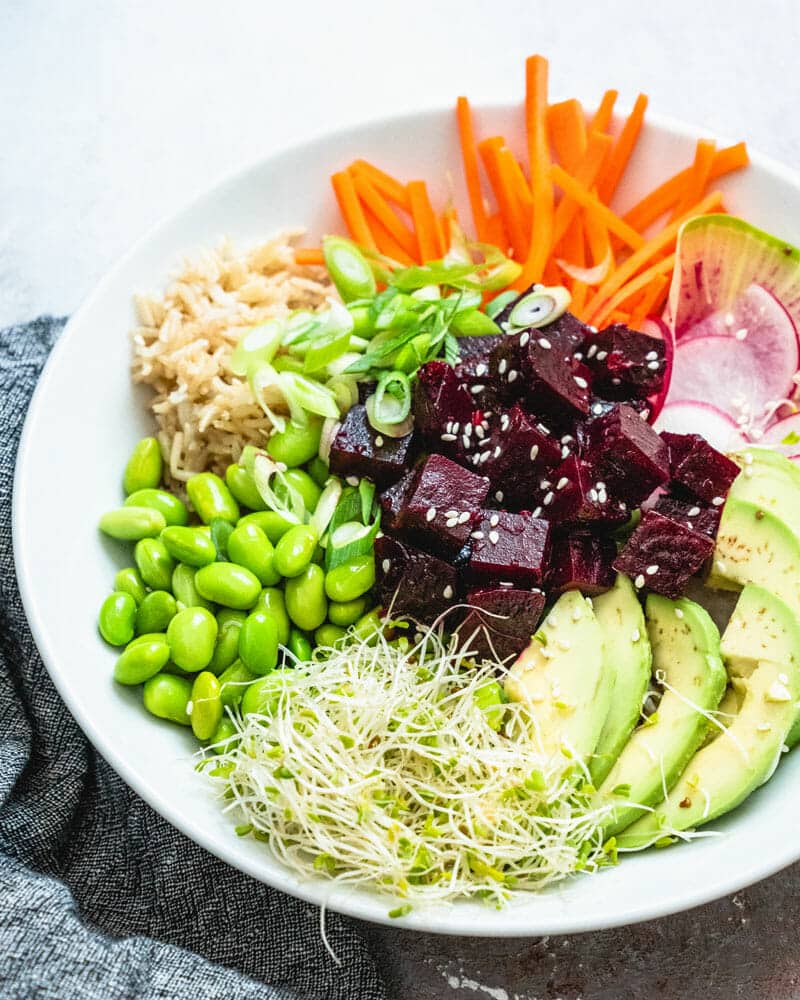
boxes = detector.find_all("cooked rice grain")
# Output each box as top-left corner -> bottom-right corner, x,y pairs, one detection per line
131,230 -> 331,482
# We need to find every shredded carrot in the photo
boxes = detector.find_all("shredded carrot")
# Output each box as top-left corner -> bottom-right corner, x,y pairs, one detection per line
590,253 -> 676,327
350,160 -> 411,212
293,248 -> 325,267
407,180 -> 443,260
547,99 -> 587,173
485,211 -> 509,254
351,171 -> 418,259
363,208 -> 417,265
551,131 -> 613,248
597,93 -> 648,204
590,89 -> 618,133
478,138 -> 530,261
331,171 -> 377,250
669,139 -> 717,221
456,96 -> 489,240
627,273 -> 669,329
551,165 -> 644,251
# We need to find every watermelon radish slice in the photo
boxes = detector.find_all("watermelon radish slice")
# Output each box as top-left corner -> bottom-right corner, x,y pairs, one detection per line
760,412 -> 800,446
666,214 -> 800,339
654,400 -> 748,452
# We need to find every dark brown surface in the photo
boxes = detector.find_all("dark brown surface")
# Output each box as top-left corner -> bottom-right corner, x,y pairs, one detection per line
364,862 -> 800,998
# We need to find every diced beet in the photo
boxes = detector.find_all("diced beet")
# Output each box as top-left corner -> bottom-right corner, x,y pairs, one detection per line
374,535 -> 459,620
547,533 -> 616,595
414,361 -> 475,453
357,381 -> 376,405
585,403 -> 670,507
652,494 -> 721,539
613,509 -> 714,599
396,454 -> 490,556
490,291 -> 590,352
468,510 -> 551,586
477,404 -> 562,509
456,334 -> 504,364
660,432 -> 739,504
452,355 -> 503,416
543,455 -> 630,527
581,324 -> 666,399
379,467 -> 419,533
329,405 -> 415,487
457,586 -> 546,661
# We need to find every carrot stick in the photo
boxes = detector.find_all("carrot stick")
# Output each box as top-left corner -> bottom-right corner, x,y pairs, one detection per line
550,131 -> 613,248
550,164 -> 644,250
547,98 -> 587,173
584,205 -> 614,271
627,273 -> 669,329
407,180 -> 442,261
478,138 -> 530,261
331,171 -> 377,250
351,171 -> 418,259
596,93 -> 648,204
456,96 -> 489,240
363,208 -> 416,265
507,155 -> 534,215
557,216 -> 588,313
293,248 -> 325,266
590,89 -> 618,133
514,55 -> 554,288
669,139 -> 717,221
485,211 -> 509,254
590,254 -> 676,326
350,160 -> 411,212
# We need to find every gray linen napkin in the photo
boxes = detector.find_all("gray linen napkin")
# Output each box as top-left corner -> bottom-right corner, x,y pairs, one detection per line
0,317 -> 387,1000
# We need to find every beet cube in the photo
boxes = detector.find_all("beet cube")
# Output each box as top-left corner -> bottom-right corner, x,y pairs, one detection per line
660,432 -> 739,504
452,355 -> 503,416
374,535 -> 459,620
652,494 -> 721,539
455,334 -> 504,364
414,361 -> 475,451
491,291 -> 590,352
329,405 -> 415,487
397,454 -> 490,556
613,509 -> 714,599
547,533 -> 616,595
379,467 -> 419,533
457,587 -> 546,661
581,324 -> 666,398
585,403 -> 670,506
543,456 -> 630,527
468,510 -> 551,586
477,404 -> 562,509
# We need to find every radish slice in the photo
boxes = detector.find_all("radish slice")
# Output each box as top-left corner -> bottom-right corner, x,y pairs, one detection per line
654,400 -> 748,452
760,412 -> 800,446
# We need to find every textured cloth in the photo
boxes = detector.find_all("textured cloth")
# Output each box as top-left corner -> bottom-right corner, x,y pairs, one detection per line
0,317 -> 387,1000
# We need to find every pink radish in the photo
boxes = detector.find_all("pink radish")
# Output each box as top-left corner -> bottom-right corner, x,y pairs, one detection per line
654,400 -> 748,452
760,412 -> 800,446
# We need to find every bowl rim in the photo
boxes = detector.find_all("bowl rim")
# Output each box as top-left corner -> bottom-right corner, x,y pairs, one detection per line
13,100 -> 800,936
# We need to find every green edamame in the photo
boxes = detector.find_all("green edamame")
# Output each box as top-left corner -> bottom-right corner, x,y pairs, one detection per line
208,616 -> 243,675
114,567 -> 148,605
186,472 -> 239,524
143,673 -> 192,725
125,631 -> 166,648
285,564 -> 327,631
98,591 -> 137,646
190,671 -> 223,740
208,716 -> 238,754
267,419 -> 323,467
218,659 -> 258,708
315,623 -> 346,648
166,606 -> 218,672
236,511 -> 297,544
100,506 -> 166,541
194,563 -> 261,609
352,607 -> 382,644
324,555 -> 375,602
135,538 -> 175,591
209,517 -> 234,560
161,526 -> 217,567
123,437 -> 163,495
287,628 -> 312,662
240,669 -> 293,717
226,523 -> 280,586
327,596 -> 368,628
217,608 -> 248,629
124,488 -> 188,526
276,469 -> 322,513
254,588 -> 290,645
306,457 -> 330,488
171,563 -> 214,611
135,590 -> 177,635
274,524 -> 318,578
225,464 -> 266,511
114,636 -> 170,685
238,609 -> 279,676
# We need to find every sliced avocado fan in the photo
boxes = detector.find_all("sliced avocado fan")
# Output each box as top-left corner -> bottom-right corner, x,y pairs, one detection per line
728,448 -> 800,540
597,594 -> 727,838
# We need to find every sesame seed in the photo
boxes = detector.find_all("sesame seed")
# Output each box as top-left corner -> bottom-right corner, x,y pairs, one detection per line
538,423 -> 550,435
475,425 -> 485,439
530,444 -> 539,462
464,424 -> 472,437
507,370 -> 519,383
458,511 -> 470,524
591,403 -> 604,415
645,350 -> 658,361
495,490 -> 504,502
539,479 -> 551,490
470,384 -> 485,395
489,530 -> 500,544
462,435 -> 471,449
596,350 -> 608,361
500,415 -> 510,431
743,452 -> 753,465
711,496 -> 724,506
675,608 -> 684,619
490,513 -> 500,527
588,488 -> 599,502
574,375 -> 588,389
574,351 -> 584,361
382,558 -> 391,573
596,481 -> 606,490
560,434 -> 574,445
452,422 -> 460,433
501,321 -> 511,332
519,331 -> 530,347
688,506 -> 701,517
639,408 -> 649,420
346,476 -> 359,486
471,530 -> 484,540
571,607 -> 582,622
445,509 -> 458,518
538,337 -> 552,349
476,363 -> 487,377
446,517 -> 459,528
557,638 -> 571,652
440,433 -> 457,442
500,581 -> 513,588
646,564 -> 659,575
443,585 -> 454,600
734,328 -> 748,341
611,377 -> 621,386
631,628 -> 641,642
634,574 -> 645,589
493,445 -> 502,458
498,358 -> 508,375
646,360 -> 660,371
561,445 -> 570,459
425,507 -> 437,522
556,477 -> 568,490
586,344 -> 598,359
543,491 -> 554,506
481,449 -> 491,463
532,506 -> 542,518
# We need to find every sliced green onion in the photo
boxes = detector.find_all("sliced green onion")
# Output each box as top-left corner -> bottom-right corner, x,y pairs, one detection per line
327,486 -> 365,538
252,453 -> 306,523
375,294 -> 422,331
450,309 -> 501,337
247,361 -> 288,433
309,477 -> 343,538
410,284 -> 441,301
272,354 -> 305,374
347,303 -> 375,338
372,371 -> 411,424
230,320 -> 283,376
326,374 -> 360,413
318,417 -> 342,464
323,236 -> 377,302
303,326 -> 354,374
358,479 -> 376,525
366,393 -> 414,438
485,289 -> 518,319
508,286 -> 571,329
327,516 -> 380,571
281,372 -> 341,422
331,520 -> 372,548
280,311 -> 323,347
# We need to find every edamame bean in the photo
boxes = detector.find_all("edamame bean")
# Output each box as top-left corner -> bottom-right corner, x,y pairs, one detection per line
225,464 -> 266,511
135,590 -> 177,635
209,613 -> 244,675
237,511 -> 297,544
327,596 -> 368,628
125,631 -> 166,648
267,419 -> 323,467
195,563 -> 261,609
114,636 -> 170,685
142,673 -> 192,725
255,588 -> 290,645
171,563 -> 214,611
352,607 -> 382,644
186,473 -> 239,524
98,591 -> 137,646
325,555 -> 375,602
166,606 -> 218,672
315,623 -> 346,647
100,506 -> 166,541
240,669 -> 294,717
210,518 -> 233,560
274,524 -> 318,578
161,526 -> 217,567
124,488 -> 188,526
285,564 -> 327,631
114,567 -> 148,605
276,470 -> 321,512
217,608 -> 248,629
227,523 -> 280,586
237,610 -> 279,676
208,716 -> 238,754
123,437 -> 163,495
190,671 -> 223,740
287,628 -> 312,662
306,457 -> 329,488
135,538 -> 175,591
218,659 -> 258,708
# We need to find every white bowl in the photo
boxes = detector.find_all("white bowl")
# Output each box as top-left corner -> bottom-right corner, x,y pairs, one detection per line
14,103 -> 800,936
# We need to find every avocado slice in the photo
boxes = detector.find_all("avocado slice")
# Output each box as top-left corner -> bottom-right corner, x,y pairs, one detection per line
728,448 -> 800,539
618,586 -> 800,848
505,590 -> 611,759
589,575 -> 652,786
597,594 -> 727,837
